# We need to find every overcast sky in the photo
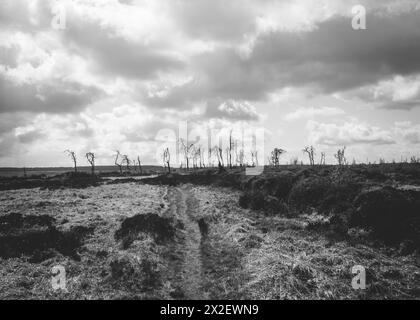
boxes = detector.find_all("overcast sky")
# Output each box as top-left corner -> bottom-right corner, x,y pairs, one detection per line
1,0 -> 420,167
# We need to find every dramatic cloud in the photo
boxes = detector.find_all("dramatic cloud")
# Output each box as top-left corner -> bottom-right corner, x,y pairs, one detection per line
63,19 -> 185,80
0,75 -> 102,113
1,0 -> 420,165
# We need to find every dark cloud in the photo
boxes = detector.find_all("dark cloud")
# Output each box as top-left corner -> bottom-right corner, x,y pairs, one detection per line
0,0 -> 53,32
0,75 -> 103,114
63,19 -> 185,79
0,112 -> 28,134
149,9 -> 420,109
141,78 -> 205,109
380,100 -> 420,110
171,0 -> 256,42
16,129 -> 45,144
250,10 -> 420,92
0,132 -> 17,157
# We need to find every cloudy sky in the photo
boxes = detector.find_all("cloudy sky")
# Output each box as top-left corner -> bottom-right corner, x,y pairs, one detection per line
1,0 -> 420,167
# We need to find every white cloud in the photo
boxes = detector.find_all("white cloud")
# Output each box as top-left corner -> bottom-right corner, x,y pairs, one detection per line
285,106 -> 345,121
393,121 -> 420,144
353,75 -> 420,110
206,100 -> 261,121
1,0 -> 420,165
306,119 -> 395,146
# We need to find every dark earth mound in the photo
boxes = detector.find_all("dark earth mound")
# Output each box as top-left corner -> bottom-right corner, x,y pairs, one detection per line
0,212 -> 94,261
143,164 -> 420,252
353,187 -> 420,247
115,213 -> 179,248
0,172 -> 102,191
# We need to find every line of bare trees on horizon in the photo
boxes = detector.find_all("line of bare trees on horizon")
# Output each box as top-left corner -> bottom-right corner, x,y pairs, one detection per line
62,140 -> 420,175
63,149 -> 143,176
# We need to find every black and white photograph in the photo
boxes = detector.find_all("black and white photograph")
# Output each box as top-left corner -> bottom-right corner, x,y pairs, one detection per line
0,0 -> 419,304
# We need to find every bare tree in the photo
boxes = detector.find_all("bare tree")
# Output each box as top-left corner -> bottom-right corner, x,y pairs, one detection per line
163,148 -> 171,173
237,148 -> 245,167
319,152 -> 326,165
250,150 -> 258,167
137,156 -> 143,175
192,145 -> 203,169
200,147 -> 205,168
270,148 -> 286,166
225,146 -> 230,168
334,147 -> 347,166
213,146 -> 224,169
228,130 -> 234,169
114,151 -> 123,174
303,146 -> 316,166
65,150 -> 77,173
179,139 -> 195,170
85,152 -> 95,175
191,146 -> 198,169
234,138 -> 245,167
122,155 -> 131,173
208,147 -> 213,168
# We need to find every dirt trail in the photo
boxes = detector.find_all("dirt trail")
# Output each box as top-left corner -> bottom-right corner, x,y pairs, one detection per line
163,186 -> 209,299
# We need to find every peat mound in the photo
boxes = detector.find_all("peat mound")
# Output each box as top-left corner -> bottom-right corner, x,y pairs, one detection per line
115,213 -> 179,248
0,172 -> 102,191
0,212 -> 94,261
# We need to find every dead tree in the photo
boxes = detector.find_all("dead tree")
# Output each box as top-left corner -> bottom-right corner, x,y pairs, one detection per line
225,147 -> 230,168
410,156 -> 420,164
65,150 -> 77,173
122,155 -> 130,173
191,146 -> 198,169
334,147 -> 347,166
213,146 -> 224,169
208,147 -> 213,168
193,146 -> 203,169
235,138 -> 245,167
237,148 -> 245,167
85,152 -> 95,175
303,146 -> 316,166
228,130 -> 234,169
270,148 -> 286,166
250,150 -> 258,167
200,147 -> 205,168
137,156 -> 143,175
114,151 -> 123,174
319,152 -> 326,166
163,148 -> 171,173
179,139 -> 194,171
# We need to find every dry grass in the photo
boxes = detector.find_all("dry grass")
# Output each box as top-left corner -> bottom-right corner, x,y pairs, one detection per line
191,185 -> 420,300
0,183 -> 168,299
0,181 -> 418,299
